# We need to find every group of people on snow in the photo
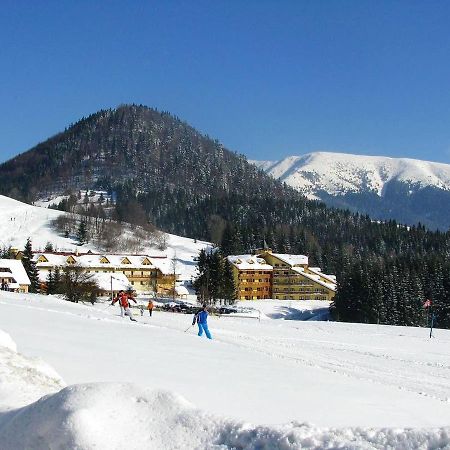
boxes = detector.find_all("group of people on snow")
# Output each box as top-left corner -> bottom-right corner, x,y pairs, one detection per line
111,291 -> 154,322
111,291 -> 212,339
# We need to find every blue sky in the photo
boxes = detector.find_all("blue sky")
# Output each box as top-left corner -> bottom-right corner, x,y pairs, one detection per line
1,0 -> 450,164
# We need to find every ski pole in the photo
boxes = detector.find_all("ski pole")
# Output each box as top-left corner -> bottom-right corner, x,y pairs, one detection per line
184,324 -> 194,333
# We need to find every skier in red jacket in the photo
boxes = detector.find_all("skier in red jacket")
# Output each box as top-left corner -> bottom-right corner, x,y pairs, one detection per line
112,290 -> 137,321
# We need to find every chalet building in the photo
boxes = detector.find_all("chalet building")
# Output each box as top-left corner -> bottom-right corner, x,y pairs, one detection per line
227,255 -> 273,300
227,250 -> 336,301
0,259 -> 31,293
258,250 -> 336,301
33,252 -> 178,295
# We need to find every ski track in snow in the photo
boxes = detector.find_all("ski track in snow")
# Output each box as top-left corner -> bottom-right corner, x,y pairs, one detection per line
2,295 -> 450,406
4,294 -> 450,407
1,292 -> 450,449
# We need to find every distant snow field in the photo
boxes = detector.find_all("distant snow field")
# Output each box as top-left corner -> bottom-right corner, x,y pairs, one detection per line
1,292 -> 450,449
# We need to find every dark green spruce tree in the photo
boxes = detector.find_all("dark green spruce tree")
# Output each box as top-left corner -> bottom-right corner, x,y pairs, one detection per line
77,220 -> 88,245
22,238 -> 40,293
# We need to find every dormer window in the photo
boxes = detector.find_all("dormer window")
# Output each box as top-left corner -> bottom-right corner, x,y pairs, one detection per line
142,257 -> 151,265
37,255 -> 49,263
100,256 -> 110,264
121,257 -> 131,265
66,256 -> 76,264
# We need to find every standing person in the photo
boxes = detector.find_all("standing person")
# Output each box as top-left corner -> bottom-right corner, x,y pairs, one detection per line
192,304 -> 212,339
112,290 -> 137,322
147,299 -> 154,317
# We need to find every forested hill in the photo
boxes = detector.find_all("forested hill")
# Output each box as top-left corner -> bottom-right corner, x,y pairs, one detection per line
1,104 -> 449,328
0,104 -> 290,202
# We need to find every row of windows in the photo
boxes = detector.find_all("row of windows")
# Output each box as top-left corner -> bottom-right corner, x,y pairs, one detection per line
274,295 -> 328,300
238,271 -> 272,275
239,287 -> 270,292
85,269 -> 156,277
273,287 -> 329,294
239,279 -> 271,284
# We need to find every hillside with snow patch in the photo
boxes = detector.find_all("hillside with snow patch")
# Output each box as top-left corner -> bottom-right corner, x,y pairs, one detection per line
253,152 -> 450,229
0,195 -> 210,280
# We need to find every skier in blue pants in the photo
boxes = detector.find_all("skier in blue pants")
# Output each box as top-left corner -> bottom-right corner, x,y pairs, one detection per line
193,304 -> 212,339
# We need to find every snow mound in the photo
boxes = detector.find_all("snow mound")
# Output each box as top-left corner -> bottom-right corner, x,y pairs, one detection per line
0,329 -> 17,352
0,330 -> 65,412
0,382 -> 449,450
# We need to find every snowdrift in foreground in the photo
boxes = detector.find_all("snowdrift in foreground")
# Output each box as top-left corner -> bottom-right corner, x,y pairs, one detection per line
0,382 -> 449,450
0,329 -> 65,412
1,327 -> 450,449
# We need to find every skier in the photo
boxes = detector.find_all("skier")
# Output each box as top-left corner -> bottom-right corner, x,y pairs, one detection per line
112,290 -> 137,321
192,304 -> 212,339
147,299 -> 154,317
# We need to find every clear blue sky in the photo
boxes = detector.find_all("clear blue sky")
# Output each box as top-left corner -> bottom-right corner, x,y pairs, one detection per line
2,0 -> 450,164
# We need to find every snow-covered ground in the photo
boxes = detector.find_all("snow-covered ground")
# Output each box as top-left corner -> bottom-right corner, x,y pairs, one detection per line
234,299 -> 331,320
1,291 -> 449,449
0,194 -> 210,280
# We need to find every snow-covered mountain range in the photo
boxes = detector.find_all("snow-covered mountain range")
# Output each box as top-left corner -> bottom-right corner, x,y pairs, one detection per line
253,152 -> 450,230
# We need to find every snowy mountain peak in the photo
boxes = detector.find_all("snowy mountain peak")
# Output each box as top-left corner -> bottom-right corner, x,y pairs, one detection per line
253,151 -> 450,199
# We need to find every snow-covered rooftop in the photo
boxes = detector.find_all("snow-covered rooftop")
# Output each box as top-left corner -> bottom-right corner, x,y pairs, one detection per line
175,285 -> 189,296
227,255 -> 273,270
291,266 -> 336,291
270,253 -> 309,266
0,259 -> 30,285
35,253 -> 174,275
307,267 -> 337,283
91,272 -> 132,292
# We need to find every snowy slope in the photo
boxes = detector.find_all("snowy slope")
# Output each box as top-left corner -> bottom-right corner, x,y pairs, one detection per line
253,152 -> 450,199
0,195 -> 210,280
1,291 -> 450,448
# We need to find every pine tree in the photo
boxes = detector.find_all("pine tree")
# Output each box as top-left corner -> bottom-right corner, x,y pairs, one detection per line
46,270 -> 55,294
77,220 -> 88,245
22,238 -> 40,293
221,259 -> 237,304
53,267 -> 62,294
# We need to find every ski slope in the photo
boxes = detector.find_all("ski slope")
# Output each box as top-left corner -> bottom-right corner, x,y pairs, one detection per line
0,291 -> 449,449
0,195 -> 210,280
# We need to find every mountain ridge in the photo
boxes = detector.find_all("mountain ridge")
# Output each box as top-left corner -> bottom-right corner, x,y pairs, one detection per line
252,151 -> 450,229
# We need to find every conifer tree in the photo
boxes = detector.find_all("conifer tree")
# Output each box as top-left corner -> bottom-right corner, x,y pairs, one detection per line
22,238 -> 40,293
77,220 -> 88,245
221,259 -> 237,304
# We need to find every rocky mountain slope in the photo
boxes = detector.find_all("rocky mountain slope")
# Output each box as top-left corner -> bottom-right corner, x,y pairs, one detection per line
253,152 -> 450,230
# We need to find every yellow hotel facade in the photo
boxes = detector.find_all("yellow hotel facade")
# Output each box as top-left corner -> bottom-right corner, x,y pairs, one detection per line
228,250 -> 336,301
